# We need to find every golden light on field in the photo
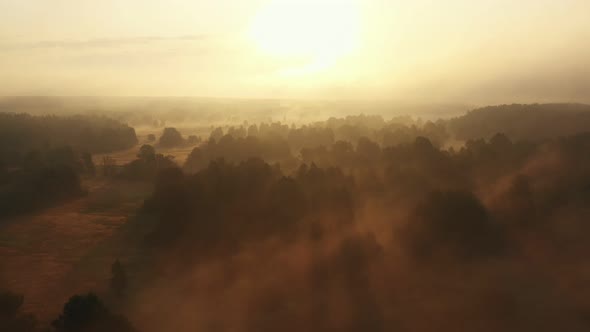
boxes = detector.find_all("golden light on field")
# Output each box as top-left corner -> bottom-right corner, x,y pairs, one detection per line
248,0 -> 360,75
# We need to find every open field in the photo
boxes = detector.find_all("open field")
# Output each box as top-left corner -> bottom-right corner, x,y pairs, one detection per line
93,145 -> 198,168
93,130 -> 205,167
0,179 -> 152,322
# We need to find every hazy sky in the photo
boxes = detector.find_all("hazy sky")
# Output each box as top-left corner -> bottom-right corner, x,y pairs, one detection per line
1,0 -> 589,103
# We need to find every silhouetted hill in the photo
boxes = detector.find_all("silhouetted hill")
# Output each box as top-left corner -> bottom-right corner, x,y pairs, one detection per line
449,103 -> 590,141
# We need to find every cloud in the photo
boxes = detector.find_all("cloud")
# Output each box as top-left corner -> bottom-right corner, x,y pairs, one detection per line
0,35 -> 206,51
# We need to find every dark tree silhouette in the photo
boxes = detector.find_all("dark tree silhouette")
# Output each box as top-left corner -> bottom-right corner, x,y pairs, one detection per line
137,145 -> 156,163
52,293 -> 137,332
404,190 -> 507,261
0,164 -> 85,219
158,128 -> 185,148
0,291 -> 37,332
0,113 -> 137,167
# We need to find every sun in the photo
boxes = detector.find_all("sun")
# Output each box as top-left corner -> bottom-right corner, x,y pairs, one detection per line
248,0 -> 360,73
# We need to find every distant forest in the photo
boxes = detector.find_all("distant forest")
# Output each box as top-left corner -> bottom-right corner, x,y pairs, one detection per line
0,113 -> 137,165
450,103 -> 590,140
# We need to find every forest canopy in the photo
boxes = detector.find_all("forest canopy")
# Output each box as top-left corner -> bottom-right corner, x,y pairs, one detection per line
0,113 -> 137,167
3,103 -> 590,332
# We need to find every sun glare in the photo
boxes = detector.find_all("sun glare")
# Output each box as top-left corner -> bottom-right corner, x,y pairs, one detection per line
249,0 -> 360,75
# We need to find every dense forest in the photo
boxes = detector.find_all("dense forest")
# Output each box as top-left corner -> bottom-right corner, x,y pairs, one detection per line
135,131 -> 590,331
0,114 -> 137,219
0,113 -> 137,165
2,103 -> 590,331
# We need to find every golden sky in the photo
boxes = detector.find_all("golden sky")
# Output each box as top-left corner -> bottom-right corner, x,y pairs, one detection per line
1,0 -> 589,103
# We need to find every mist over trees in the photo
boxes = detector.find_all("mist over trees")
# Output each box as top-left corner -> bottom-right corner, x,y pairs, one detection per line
4,103 -> 590,331
135,126 -> 590,331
